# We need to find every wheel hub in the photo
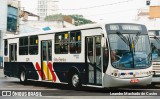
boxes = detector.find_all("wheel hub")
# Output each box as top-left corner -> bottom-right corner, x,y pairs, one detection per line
72,74 -> 79,87
21,72 -> 25,82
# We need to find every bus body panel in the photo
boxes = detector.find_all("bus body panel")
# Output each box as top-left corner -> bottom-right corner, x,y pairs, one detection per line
148,30 -> 160,83
151,62 -> 160,82
103,74 -> 152,87
53,62 -> 88,84
103,65 -> 152,87
3,23 -> 153,88
4,62 -> 39,80
3,28 -> 103,84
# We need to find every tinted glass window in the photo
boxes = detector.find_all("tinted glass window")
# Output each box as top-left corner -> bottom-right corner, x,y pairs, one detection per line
19,37 -> 28,55
70,31 -> 81,54
55,32 -> 69,54
29,36 -> 38,55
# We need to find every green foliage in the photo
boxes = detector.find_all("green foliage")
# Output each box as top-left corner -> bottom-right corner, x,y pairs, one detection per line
44,14 -> 63,21
69,14 -> 93,26
44,14 -> 93,26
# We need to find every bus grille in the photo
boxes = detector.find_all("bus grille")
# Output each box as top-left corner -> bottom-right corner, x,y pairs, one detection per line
153,65 -> 160,71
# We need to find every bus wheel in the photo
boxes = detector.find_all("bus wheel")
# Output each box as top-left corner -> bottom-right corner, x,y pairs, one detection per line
70,72 -> 81,89
147,83 -> 156,88
20,70 -> 27,84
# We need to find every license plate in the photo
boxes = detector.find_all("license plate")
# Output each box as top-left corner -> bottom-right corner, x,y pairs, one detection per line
130,79 -> 139,83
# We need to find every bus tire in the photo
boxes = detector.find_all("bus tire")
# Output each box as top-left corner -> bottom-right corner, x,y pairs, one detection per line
69,72 -> 81,89
19,70 -> 27,84
147,83 -> 156,88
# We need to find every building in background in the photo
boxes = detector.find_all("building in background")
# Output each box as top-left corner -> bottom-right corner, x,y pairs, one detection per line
135,0 -> 160,30
0,0 -> 19,67
6,0 -> 74,34
37,0 -> 59,20
7,6 -> 18,33
0,0 -> 7,64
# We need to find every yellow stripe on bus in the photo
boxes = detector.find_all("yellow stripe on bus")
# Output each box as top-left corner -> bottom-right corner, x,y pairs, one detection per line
43,61 -> 52,80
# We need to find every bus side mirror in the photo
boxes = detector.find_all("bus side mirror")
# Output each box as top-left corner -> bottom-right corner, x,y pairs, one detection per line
101,37 -> 106,48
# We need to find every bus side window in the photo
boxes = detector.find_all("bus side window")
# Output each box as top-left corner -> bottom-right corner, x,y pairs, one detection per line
103,40 -> 109,73
19,37 -> 28,55
29,36 -> 38,55
55,32 -> 69,54
70,31 -> 81,54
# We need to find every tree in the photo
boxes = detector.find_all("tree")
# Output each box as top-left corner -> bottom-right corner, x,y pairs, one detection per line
69,14 -> 93,26
44,14 -> 63,21
44,14 -> 93,26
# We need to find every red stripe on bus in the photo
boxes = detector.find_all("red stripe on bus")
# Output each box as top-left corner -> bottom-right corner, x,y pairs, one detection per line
48,62 -> 56,82
35,62 -> 46,80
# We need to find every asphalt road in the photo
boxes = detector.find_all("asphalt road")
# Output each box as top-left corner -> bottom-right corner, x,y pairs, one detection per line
0,69 -> 160,99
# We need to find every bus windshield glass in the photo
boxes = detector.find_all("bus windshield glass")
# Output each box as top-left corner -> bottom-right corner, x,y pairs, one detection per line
106,24 -> 151,69
150,37 -> 160,61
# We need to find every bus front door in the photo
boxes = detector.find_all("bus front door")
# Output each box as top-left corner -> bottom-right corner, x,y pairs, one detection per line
9,43 -> 17,62
41,40 -> 52,80
86,36 -> 102,85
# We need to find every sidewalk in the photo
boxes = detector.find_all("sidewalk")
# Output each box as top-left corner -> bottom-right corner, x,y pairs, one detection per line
0,69 -> 4,77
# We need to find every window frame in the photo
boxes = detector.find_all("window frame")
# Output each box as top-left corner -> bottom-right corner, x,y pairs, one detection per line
29,35 -> 39,55
19,36 -> 29,55
69,30 -> 81,54
55,32 -> 69,54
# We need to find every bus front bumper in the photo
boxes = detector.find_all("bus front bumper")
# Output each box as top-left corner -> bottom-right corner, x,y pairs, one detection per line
103,74 -> 152,87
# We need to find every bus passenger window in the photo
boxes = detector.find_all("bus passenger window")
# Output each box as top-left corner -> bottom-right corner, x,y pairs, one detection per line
55,32 -> 69,54
70,31 -> 81,54
19,37 -> 28,55
29,36 -> 38,55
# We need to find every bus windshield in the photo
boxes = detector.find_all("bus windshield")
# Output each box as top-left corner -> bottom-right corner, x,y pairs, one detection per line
108,33 -> 151,69
150,37 -> 160,61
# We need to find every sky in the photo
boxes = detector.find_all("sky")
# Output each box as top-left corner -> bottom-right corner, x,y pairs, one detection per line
20,0 -> 153,22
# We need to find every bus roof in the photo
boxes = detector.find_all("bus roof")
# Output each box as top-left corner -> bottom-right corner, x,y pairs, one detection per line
4,23 -> 104,39
4,22 -> 144,39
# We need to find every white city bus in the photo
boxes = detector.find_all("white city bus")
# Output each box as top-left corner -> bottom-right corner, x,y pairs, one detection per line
3,23 -> 152,88
149,29 -> 160,82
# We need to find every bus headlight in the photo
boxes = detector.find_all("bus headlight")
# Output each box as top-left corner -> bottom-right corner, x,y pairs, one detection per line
148,71 -> 153,75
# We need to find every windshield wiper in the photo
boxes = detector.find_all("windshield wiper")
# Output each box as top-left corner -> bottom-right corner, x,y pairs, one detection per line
116,31 -> 130,46
154,36 -> 160,44
133,32 -> 140,45
116,31 -> 136,68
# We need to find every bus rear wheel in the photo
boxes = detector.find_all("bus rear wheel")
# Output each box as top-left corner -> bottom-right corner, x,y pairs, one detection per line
70,72 -> 81,89
20,70 -> 27,84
